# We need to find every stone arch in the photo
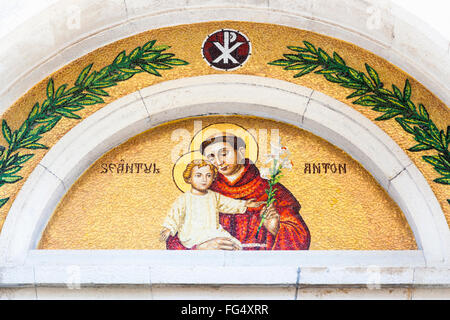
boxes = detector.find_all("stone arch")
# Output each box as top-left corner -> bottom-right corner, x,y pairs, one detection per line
0,76 -> 447,279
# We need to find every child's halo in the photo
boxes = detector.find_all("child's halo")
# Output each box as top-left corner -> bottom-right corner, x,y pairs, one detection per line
172,151 -> 211,193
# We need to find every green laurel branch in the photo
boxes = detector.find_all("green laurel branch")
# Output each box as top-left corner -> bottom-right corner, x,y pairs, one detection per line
0,40 -> 189,209
269,41 -> 449,204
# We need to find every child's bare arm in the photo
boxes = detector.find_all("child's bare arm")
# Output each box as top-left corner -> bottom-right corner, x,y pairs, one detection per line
216,193 -> 265,213
246,198 -> 266,208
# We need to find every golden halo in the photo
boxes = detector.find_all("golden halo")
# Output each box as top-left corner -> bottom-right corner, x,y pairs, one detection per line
189,123 -> 259,164
172,151 -> 210,193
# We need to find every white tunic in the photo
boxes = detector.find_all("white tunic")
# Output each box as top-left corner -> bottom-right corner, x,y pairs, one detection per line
162,190 -> 247,248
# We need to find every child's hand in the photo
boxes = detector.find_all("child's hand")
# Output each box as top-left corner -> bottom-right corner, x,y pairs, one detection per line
246,198 -> 266,208
160,228 -> 171,242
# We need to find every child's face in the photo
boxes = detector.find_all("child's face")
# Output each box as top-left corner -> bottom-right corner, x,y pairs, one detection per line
189,165 -> 214,191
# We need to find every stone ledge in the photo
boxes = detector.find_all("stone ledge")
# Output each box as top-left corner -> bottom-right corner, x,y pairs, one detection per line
1,264 -> 449,287
5,286 -> 449,300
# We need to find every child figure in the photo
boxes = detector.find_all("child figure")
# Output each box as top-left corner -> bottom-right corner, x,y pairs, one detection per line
160,159 -> 263,249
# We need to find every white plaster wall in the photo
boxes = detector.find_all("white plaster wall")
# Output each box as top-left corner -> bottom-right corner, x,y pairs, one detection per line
0,0 -> 449,299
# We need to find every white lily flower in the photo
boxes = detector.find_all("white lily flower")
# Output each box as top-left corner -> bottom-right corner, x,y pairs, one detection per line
280,158 -> 293,170
270,138 -> 291,157
263,153 -> 279,164
264,139 -> 292,170
256,139 -> 293,238
280,145 -> 291,157
260,167 -> 272,179
269,139 -> 283,156
263,142 -> 282,164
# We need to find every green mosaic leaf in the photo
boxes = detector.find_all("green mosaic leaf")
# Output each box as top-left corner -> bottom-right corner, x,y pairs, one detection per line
392,85 -> 403,101
404,79 -> 412,101
153,45 -> 171,51
293,65 -> 317,78
141,52 -> 160,61
409,144 -> 434,152
3,166 -> 22,175
41,117 -> 61,133
129,47 -> 141,61
0,198 -> 9,209
434,176 -> 450,185
285,64 -> 307,70
142,40 -> 156,51
16,154 -> 34,165
113,51 -> 126,65
287,46 -> 309,53
423,155 -> 443,167
47,79 -> 54,99
347,89 -> 369,99
303,41 -> 317,54
55,109 -> 82,119
28,103 -> 40,120
353,96 -> 378,106
283,54 -> 303,61
140,64 -> 161,76
365,64 -> 380,87
76,64 -> 93,86
375,111 -> 402,121
23,143 -> 48,150
361,74 -> 375,90
1,175 -> 22,183
333,52 -> 346,66
2,120 -> 12,144
418,104 -> 430,120
55,84 -> 67,98
268,59 -> 291,66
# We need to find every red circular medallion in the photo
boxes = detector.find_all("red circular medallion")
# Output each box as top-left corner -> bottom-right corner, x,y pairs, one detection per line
202,29 -> 251,71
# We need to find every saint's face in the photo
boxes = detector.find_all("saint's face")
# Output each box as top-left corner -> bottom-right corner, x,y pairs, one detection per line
189,165 -> 214,192
203,141 -> 244,176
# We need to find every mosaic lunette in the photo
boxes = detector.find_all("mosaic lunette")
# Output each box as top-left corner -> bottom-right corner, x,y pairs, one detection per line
39,116 -> 417,250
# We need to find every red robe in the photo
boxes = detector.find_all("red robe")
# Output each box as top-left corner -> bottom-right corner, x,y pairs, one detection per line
167,159 -> 310,250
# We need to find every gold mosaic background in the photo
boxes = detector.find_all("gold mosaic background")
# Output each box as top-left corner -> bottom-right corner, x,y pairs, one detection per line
39,116 -> 417,250
0,21 -> 448,239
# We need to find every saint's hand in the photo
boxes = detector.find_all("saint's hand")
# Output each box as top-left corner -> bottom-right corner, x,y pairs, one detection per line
196,237 -> 241,250
261,203 -> 280,236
